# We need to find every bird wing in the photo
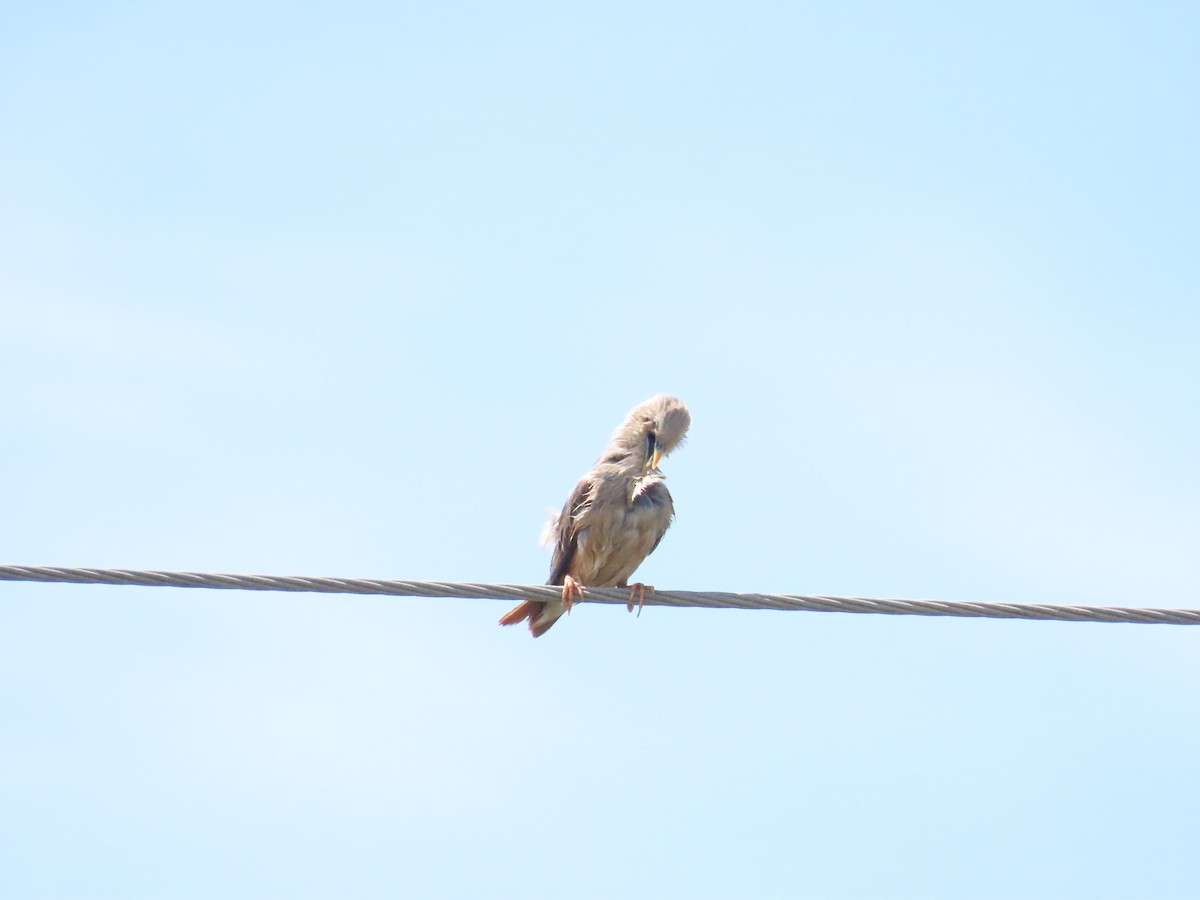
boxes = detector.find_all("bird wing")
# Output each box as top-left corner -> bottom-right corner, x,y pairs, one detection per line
639,481 -> 675,559
547,477 -> 594,586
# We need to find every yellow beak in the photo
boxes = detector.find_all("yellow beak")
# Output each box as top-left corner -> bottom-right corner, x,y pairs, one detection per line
642,432 -> 664,473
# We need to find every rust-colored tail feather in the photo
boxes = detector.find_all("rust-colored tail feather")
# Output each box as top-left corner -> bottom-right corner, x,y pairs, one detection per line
499,600 -> 541,628
499,600 -> 559,638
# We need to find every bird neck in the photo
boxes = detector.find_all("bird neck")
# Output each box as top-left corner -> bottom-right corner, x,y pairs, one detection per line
630,471 -> 664,504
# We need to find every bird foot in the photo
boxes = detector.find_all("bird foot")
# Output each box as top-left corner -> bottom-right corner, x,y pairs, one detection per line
562,575 -> 584,615
624,582 -> 653,617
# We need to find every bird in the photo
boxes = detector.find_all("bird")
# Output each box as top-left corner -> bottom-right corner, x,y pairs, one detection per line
500,394 -> 691,638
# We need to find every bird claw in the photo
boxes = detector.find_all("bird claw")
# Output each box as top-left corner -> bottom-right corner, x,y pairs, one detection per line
625,583 -> 653,617
562,575 -> 584,615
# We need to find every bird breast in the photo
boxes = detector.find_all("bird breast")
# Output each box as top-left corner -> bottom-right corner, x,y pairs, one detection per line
573,477 -> 674,587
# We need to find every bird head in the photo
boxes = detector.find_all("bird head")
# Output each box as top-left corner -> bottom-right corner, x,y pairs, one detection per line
608,394 -> 691,474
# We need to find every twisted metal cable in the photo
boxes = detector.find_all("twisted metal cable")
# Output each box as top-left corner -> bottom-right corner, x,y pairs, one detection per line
1,564 -> 1197,625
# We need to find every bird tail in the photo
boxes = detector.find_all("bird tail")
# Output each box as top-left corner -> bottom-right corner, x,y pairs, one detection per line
499,600 -> 538,627
499,600 -> 561,638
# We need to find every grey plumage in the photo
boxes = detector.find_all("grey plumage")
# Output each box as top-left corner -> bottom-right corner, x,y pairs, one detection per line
500,394 -> 691,637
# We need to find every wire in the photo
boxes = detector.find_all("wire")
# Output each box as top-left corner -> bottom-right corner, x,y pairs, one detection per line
1,564 -> 1196,625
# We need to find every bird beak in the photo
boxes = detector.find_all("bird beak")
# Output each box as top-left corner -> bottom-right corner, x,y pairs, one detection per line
644,440 -> 664,473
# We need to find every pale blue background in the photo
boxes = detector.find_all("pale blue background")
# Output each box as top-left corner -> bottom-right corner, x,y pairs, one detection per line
2,3 -> 1198,898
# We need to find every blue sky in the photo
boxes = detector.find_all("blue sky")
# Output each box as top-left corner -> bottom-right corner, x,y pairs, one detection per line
2,3 -> 1198,898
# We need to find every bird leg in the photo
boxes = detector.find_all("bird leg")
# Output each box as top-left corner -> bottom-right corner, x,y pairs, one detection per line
621,582 -> 653,617
561,574 -> 584,615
